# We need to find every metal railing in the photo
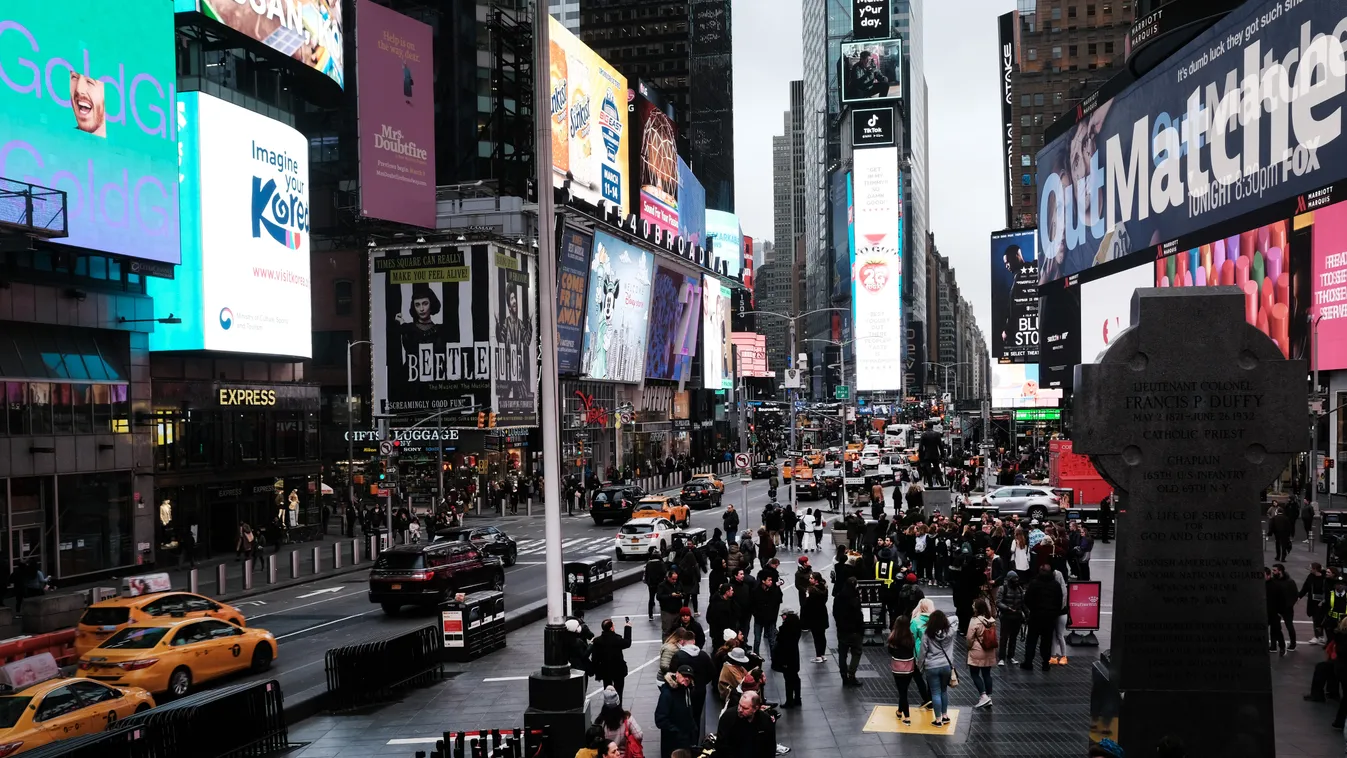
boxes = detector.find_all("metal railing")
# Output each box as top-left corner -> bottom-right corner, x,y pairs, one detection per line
0,178 -> 67,238
325,625 -> 445,708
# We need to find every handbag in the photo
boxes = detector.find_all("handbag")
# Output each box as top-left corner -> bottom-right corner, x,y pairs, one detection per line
889,656 -> 915,675
620,719 -> 645,758
937,640 -> 959,687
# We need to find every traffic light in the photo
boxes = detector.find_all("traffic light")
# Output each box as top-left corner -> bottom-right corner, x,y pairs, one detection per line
488,412 -> 497,428
378,460 -> 388,481
477,412 -> 486,428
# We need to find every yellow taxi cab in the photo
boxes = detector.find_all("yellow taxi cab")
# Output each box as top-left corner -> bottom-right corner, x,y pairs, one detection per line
75,574 -> 247,658
782,461 -> 794,482
631,495 -> 690,527
0,653 -> 153,757
803,450 -> 824,467
689,472 -> 725,493
77,618 -> 276,699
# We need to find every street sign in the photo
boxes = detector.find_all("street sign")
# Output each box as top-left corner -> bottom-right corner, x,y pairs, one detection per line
1013,408 -> 1062,421
385,465 -> 399,476
734,452 -> 750,469
834,385 -> 850,400
783,369 -> 802,389
378,440 -> 395,456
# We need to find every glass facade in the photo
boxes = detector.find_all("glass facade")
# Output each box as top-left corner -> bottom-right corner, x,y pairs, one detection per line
153,410 -> 321,473
2,382 -> 130,436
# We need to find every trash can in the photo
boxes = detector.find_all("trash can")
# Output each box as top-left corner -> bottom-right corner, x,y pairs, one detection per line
1323,510 -> 1347,567
674,527 -> 708,562
440,591 -> 506,662
565,556 -> 615,612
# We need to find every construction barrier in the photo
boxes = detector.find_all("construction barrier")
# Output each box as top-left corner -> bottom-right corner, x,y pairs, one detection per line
0,628 -> 77,666
325,624 -> 443,708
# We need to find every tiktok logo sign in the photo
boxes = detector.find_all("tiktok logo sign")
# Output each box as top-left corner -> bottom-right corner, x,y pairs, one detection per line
250,141 -> 309,250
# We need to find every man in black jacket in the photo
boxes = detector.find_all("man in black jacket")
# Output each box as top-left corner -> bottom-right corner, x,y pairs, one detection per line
677,541 -> 703,615
656,567 -> 686,638
1268,506 -> 1294,561
707,583 -> 739,645
724,505 -> 741,545
674,606 -> 707,649
729,568 -> 756,634
833,576 -> 865,686
655,666 -> 700,758
645,556 -> 666,620
671,635 -> 715,735
716,691 -> 777,758
1019,565 -> 1062,671
750,572 -> 783,657
1267,562 -> 1299,654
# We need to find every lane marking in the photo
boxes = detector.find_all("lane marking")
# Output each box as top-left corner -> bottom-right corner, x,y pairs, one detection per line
483,675 -> 530,682
296,587 -> 344,599
249,590 -> 367,621
387,738 -> 440,745
275,611 -> 376,640
585,655 -> 660,702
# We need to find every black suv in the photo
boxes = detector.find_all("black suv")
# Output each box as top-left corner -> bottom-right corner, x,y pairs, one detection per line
751,462 -> 776,479
435,525 -> 518,566
680,480 -> 721,509
590,485 -> 646,525
368,542 -> 505,614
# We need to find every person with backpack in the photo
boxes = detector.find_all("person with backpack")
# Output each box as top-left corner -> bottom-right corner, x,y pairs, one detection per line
965,597 -> 998,709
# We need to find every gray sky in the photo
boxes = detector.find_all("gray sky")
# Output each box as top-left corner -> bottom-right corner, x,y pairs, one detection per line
732,0 -> 1014,341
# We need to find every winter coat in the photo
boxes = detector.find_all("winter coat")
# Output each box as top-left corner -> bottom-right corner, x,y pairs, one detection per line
723,510 -> 741,536
758,535 -> 776,564
714,706 -> 777,758
1023,573 -> 1064,621
1267,513 -> 1292,540
887,634 -> 916,667
671,644 -> 715,693
656,579 -> 685,614
800,583 -> 830,631
996,581 -> 1025,620
707,595 -> 739,639
678,549 -> 703,589
717,662 -> 748,701
832,582 -> 864,635
1267,575 -> 1299,613
726,545 -> 745,576
772,618 -> 802,673
659,641 -> 681,676
654,673 -> 699,758
729,577 -> 756,621
645,558 -> 667,588
751,581 -> 783,624
910,613 -> 930,661
921,626 -> 957,671
965,615 -> 998,668
793,566 -> 812,595
589,626 -> 632,682
674,617 -> 707,649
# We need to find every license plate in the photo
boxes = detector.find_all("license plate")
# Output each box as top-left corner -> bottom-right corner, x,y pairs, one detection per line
99,626 -> 117,633
628,539 -> 642,545
390,584 -> 402,590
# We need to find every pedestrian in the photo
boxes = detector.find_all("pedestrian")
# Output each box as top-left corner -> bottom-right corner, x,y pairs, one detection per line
887,615 -> 919,726
178,525 -> 196,568
1020,565 -> 1062,671
833,576 -> 865,686
772,611 -> 803,708
1268,506 -> 1293,561
657,568 -> 686,638
673,607 -> 706,649
995,570 -> 1025,665
723,505 -> 740,544
659,629 -> 690,677
645,555 -> 666,620
750,572 -> 782,656
715,691 -> 777,758
812,509 -> 826,554
590,618 -> 633,699
717,647 -> 751,701
966,597 -> 998,709
1302,497 -> 1316,544
1099,492 -> 1113,543
781,506 -> 797,551
677,543 -> 703,616
757,527 -> 776,566
1049,564 -> 1070,664
1267,563 -> 1298,655
708,584 -> 738,645
919,609 -> 957,728
654,666 -> 699,758
800,509 -> 817,553
594,686 -> 643,757
1302,562 -> 1330,644
793,556 -> 811,608
739,532 -> 758,574
801,573 -> 830,663
905,481 -> 925,518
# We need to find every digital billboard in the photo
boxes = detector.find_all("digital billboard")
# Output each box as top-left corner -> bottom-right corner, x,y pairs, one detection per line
645,264 -> 701,383
149,92 -> 310,356
852,146 -> 903,392
677,157 -> 706,246
177,0 -> 344,88
634,82 -> 679,237
1080,262 -> 1152,364
1312,201 -> 1347,371
356,0 -> 435,228
992,363 -> 1062,409
580,231 -> 653,383
556,227 -> 593,375
491,247 -> 539,427
851,0 -> 891,40
705,210 -> 743,279
1035,0 -> 1347,285
841,39 -> 902,103
702,274 -> 733,390
549,17 -> 630,215
1038,279 -> 1081,391
990,229 -> 1039,363
731,332 -> 772,377
0,0 -> 179,263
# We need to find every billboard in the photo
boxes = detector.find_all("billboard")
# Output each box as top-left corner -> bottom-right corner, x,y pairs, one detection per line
702,274 -> 734,390
634,83 -> 679,237
992,363 -> 1061,409
841,39 -> 902,103
997,11 -> 1016,228
580,231 -> 654,383
1035,0 -> 1347,284
1312,201 -> 1347,371
677,157 -> 706,245
178,0 -> 344,88
356,0 -> 435,228
1080,261 -> 1152,364
491,248 -> 538,427
556,227 -> 593,375
831,171 -> 853,301
549,17 -> 630,215
149,92 -> 310,356
990,229 -> 1039,363
706,210 -> 743,279
852,146 -> 903,392
645,264 -> 702,383
0,0 -> 179,263
731,332 -> 772,377
851,0 -> 891,40
1038,279 -> 1081,391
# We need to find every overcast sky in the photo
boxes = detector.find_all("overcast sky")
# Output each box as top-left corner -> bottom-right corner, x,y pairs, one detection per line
732,0 -> 1014,343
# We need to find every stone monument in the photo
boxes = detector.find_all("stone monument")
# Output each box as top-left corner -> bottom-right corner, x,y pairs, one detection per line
1074,288 -> 1305,758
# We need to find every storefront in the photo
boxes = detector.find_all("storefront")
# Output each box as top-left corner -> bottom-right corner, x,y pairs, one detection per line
562,380 -> 617,481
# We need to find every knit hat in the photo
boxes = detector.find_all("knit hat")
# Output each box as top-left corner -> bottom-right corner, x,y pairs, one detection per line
723,628 -> 738,642
602,686 -> 620,708
679,607 -> 692,617
797,556 -> 809,565
905,573 -> 917,583
564,618 -> 581,633
1006,570 -> 1019,581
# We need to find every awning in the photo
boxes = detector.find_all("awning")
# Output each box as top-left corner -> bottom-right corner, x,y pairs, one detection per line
0,324 -> 128,383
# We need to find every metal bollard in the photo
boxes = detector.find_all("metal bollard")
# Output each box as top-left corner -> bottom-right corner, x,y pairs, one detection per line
333,541 -> 342,569
402,530 -> 410,545
189,568 -> 199,594
216,563 -> 227,595
243,562 -> 254,591
290,551 -> 300,579
369,533 -> 378,559
353,538 -> 362,564
527,496 -> 533,517
268,554 -> 278,584
312,545 -> 322,574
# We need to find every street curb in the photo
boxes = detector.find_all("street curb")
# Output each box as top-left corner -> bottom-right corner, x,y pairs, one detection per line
280,565 -> 647,726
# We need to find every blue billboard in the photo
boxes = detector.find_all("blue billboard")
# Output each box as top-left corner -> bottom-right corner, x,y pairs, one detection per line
705,209 -> 743,279
677,156 -> 706,246
556,227 -> 593,375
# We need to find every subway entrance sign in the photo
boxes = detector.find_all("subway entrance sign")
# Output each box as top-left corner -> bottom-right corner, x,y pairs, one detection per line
1013,408 -> 1061,422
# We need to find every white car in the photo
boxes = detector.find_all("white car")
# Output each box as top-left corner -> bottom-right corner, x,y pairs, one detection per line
860,450 -> 881,469
614,517 -> 678,560
981,486 -> 1063,520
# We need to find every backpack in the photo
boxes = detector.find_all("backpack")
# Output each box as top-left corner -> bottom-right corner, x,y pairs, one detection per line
979,622 -> 999,651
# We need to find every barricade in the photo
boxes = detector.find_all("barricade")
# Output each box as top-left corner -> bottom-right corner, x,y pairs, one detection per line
325,625 -> 443,707
441,591 -> 506,662
428,728 -> 549,758
8,723 -> 152,758
0,629 -> 76,666
117,678 -> 290,757
856,579 -> 887,645
1070,505 -> 1114,541
564,556 -> 614,612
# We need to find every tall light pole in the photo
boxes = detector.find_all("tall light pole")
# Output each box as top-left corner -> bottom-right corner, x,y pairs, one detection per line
346,339 -> 371,526
805,337 -> 854,513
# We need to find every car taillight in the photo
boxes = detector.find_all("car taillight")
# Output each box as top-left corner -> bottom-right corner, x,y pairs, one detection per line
1050,496 -> 1060,504
409,570 -> 432,581
0,741 -> 24,758
77,660 -> 91,670
117,659 -> 159,671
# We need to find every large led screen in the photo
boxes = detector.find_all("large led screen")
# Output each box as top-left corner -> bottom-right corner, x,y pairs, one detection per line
178,0 -> 344,88
356,0 -> 435,228
557,227 -> 593,375
645,264 -> 702,383
1038,279 -> 1081,391
1080,262 -> 1152,364
580,231 -> 653,383
852,146 -> 903,392
990,229 -> 1039,363
1312,201 -> 1347,371
149,92 -> 311,356
635,83 -> 679,238
677,157 -> 706,246
0,1 -> 179,263
549,18 -> 630,215
992,364 -> 1062,409
705,210 -> 743,279
702,274 -> 733,390
840,39 -> 902,103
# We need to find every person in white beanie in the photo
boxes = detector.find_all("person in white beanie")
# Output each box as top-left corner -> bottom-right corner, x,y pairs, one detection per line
594,685 -> 643,754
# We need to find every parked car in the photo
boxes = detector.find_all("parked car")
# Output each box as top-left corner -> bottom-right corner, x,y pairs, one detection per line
589,485 -> 647,525
981,485 -> 1063,521
614,517 -> 678,561
368,542 -> 505,615
680,480 -> 721,509
750,461 -> 776,479
434,525 -> 518,567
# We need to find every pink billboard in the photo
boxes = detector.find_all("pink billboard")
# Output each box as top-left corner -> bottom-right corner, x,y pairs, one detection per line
1313,200 -> 1347,372
1067,581 -> 1102,631
356,0 -> 436,228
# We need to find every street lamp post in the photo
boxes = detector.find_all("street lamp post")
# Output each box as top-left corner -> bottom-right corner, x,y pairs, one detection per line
805,337 -> 855,512
346,339 -> 371,530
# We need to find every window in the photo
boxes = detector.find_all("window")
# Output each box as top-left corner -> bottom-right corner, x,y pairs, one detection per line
1027,47 -> 1037,61
1052,46 -> 1062,59
334,280 -> 354,316
34,687 -> 80,722
1069,45 -> 1078,57
70,681 -> 121,707
1089,43 -> 1097,55
1068,5 -> 1077,17
1087,3 -> 1095,14
1021,135 -> 1031,147
1103,3 -> 1112,13
1051,8 -> 1061,20
1021,115 -> 1031,127
1054,92 -> 1064,104
1021,94 -> 1031,107
1022,173 -> 1034,186
1034,114 -> 1044,125
1033,93 -> 1045,106
1021,154 -> 1032,167
1105,41 -> 1115,54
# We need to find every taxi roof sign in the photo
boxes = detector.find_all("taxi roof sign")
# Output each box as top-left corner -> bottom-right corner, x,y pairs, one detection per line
0,653 -> 59,691
122,572 -> 172,598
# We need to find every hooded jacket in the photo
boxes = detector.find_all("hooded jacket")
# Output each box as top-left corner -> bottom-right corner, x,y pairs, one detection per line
1023,572 -> 1064,620
645,558 -> 666,588
674,616 -> 707,649
920,625 -> 957,671
832,581 -> 864,635
671,643 -> 715,696
656,578 -> 685,614
654,672 -> 698,754
966,615 -> 998,668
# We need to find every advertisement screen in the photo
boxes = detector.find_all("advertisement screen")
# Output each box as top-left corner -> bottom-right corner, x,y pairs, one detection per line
990,229 -> 1039,363
549,18 -> 630,215
851,0 -> 891,40
1080,262 -> 1152,364
1,1 -> 179,263
635,85 -> 679,237
852,146 -> 903,392
150,93 -> 310,356
180,0 -> 344,88
491,248 -> 538,426
1038,279 -> 1081,391
992,363 -> 1061,409
370,244 -> 492,416
1035,0 -> 1346,285
557,227 -> 593,375
1067,581 -> 1103,631
677,157 -> 706,246
702,274 -> 734,390
831,171 -> 853,301
580,231 -> 653,383
731,332 -> 771,377
645,265 -> 702,382
705,210 -> 743,279
356,0 -> 435,228
1313,201 -> 1347,371
841,39 -> 902,103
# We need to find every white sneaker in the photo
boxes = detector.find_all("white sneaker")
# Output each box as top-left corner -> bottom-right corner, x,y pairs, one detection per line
775,746 -> 792,755
811,656 -> 824,663
974,694 -> 992,708
997,660 -> 1005,667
